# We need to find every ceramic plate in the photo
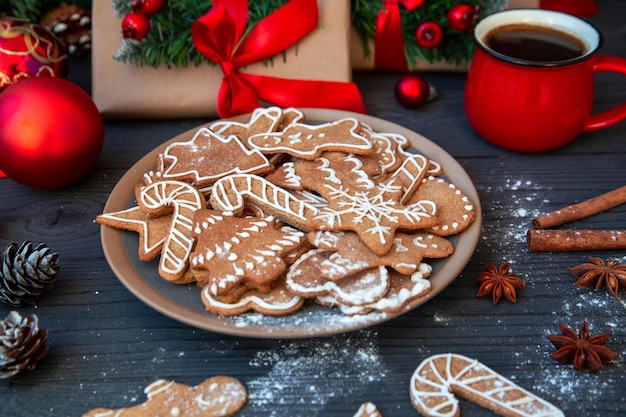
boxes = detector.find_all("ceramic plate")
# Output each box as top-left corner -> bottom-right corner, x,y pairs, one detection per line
100,109 -> 482,338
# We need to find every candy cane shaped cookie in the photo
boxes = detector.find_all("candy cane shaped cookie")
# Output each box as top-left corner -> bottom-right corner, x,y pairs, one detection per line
388,153 -> 430,204
410,353 -> 564,417
136,180 -> 205,282
209,174 -> 319,230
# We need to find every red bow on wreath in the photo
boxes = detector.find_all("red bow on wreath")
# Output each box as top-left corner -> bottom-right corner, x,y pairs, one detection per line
375,0 -> 425,71
192,0 -> 366,118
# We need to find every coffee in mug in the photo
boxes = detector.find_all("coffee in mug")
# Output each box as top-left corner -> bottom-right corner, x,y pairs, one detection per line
464,9 -> 626,152
485,24 -> 585,63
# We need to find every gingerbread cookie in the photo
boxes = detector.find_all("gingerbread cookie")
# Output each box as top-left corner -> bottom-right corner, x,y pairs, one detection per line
308,230 -> 453,279
136,180 -> 206,283
82,376 -> 247,417
286,249 -> 390,306
317,266 -> 432,315
158,127 -> 273,187
406,176 -> 475,236
248,117 -> 374,159
96,206 -> 172,261
293,152 -> 380,193
360,126 -> 404,177
209,106 -> 296,140
201,275 -> 304,316
306,177 -> 439,256
353,402 -> 383,417
410,353 -> 564,417
209,174 -> 320,230
190,209 -> 305,297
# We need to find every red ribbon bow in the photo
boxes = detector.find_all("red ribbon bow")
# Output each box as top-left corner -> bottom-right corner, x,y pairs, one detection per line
192,0 -> 366,118
375,0 -> 424,71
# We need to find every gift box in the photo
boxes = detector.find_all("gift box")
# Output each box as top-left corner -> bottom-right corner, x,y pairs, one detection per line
350,0 -> 541,72
92,0 -> 358,119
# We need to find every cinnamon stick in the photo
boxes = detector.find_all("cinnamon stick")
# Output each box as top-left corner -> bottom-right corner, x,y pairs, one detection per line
532,185 -> 626,229
527,229 -> 626,252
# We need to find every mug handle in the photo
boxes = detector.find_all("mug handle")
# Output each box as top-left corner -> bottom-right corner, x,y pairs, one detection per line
584,55 -> 626,131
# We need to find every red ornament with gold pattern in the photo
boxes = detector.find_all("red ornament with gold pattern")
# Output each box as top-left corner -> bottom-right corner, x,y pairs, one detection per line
0,17 -> 68,91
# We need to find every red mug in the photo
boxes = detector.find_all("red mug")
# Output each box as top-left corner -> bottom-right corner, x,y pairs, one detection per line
464,9 -> 626,152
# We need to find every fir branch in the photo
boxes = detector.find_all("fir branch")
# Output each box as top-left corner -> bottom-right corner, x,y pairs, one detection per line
113,0 -> 291,68
351,0 -> 508,67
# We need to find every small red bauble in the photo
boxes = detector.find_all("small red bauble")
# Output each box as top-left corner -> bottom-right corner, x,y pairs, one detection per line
447,3 -> 478,31
394,74 -> 431,109
121,12 -> 151,40
0,17 -> 68,91
130,0 -> 167,14
415,21 -> 443,49
0,77 -> 104,189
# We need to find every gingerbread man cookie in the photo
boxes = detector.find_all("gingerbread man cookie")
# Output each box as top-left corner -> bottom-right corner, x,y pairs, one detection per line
82,376 -> 247,417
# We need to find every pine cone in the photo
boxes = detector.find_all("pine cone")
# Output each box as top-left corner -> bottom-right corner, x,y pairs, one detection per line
0,311 -> 49,379
40,3 -> 92,57
0,241 -> 60,306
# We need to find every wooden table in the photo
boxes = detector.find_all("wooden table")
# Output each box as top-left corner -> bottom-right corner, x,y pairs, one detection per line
1,1 -> 625,415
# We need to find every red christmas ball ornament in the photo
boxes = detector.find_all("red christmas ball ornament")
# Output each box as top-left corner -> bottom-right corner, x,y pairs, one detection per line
121,12 -> 151,40
415,21 -> 443,49
130,0 -> 167,14
0,17 -> 68,91
0,77 -> 104,189
447,3 -> 478,31
394,73 -> 433,109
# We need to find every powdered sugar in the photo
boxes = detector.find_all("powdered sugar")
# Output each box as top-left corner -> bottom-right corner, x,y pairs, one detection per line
478,178 -> 550,264
244,329 -> 388,416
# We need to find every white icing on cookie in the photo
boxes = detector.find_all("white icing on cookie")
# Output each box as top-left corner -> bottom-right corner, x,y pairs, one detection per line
137,181 -> 205,282
410,353 -> 564,417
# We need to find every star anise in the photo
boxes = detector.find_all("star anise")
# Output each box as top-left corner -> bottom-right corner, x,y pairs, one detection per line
476,263 -> 525,304
569,256 -> 626,298
547,321 -> 618,372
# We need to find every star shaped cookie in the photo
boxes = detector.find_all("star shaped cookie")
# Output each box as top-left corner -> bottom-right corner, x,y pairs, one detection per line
306,179 -> 438,255
96,206 -> 172,261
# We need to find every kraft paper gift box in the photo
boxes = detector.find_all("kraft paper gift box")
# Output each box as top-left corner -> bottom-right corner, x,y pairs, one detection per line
350,0 -> 541,72
92,0 -> 354,119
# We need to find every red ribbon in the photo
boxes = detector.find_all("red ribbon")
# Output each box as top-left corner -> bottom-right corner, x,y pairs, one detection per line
192,0 -> 366,118
374,0 -> 424,71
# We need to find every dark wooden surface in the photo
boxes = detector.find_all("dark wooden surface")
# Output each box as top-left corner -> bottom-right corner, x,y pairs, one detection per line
1,2 -> 625,416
